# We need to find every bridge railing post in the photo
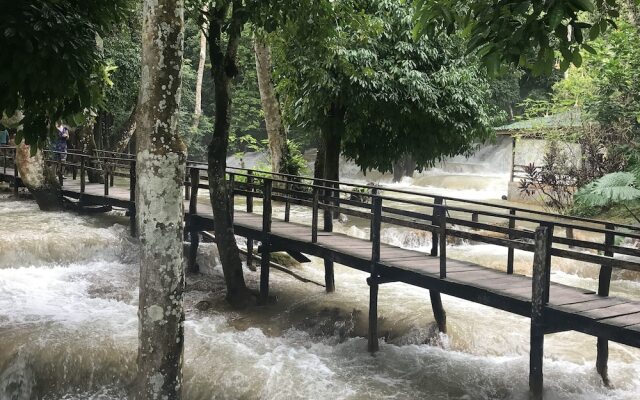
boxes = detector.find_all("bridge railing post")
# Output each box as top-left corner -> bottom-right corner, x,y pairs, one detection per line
369,187 -> 379,241
80,157 -> 86,193
530,224 -> 553,399
129,161 -> 136,202
368,195 -> 383,353
284,177 -> 291,223
260,178 -> 273,302
596,223 -> 615,385
184,165 -> 191,201
188,167 -> 200,273
437,206 -> 447,279
228,172 -> 235,224
507,208 -> 516,274
431,197 -> 443,256
246,170 -> 254,213
312,186 -> 319,243
3,146 -> 7,175
103,163 -> 109,196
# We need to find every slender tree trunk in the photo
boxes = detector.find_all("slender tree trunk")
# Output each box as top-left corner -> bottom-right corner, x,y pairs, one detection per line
193,9 -> 208,129
113,103 -> 138,154
254,35 -> 288,173
134,0 -> 186,398
15,141 -> 64,210
208,1 -> 255,308
75,125 -> 104,183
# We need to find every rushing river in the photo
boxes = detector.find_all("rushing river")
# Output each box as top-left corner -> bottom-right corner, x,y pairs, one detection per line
1,150 -> 640,399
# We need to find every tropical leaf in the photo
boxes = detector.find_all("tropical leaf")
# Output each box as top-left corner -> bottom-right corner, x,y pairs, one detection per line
575,172 -> 640,207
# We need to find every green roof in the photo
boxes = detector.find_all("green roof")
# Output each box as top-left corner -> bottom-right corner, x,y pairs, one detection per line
495,109 -> 583,132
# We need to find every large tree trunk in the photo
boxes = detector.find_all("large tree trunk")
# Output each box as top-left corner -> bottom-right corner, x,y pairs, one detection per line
15,141 -> 64,210
207,2 -> 255,308
254,35 -> 288,173
320,103 -> 345,225
392,154 -> 416,182
193,14 -> 207,129
627,0 -> 640,28
134,0 -> 186,398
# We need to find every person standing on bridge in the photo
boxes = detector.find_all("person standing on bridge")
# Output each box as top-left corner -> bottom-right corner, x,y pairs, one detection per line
52,121 -> 70,161
0,124 -> 9,146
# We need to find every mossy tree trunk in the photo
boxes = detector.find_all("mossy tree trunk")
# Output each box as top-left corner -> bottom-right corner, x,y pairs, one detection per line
134,0 -> 186,397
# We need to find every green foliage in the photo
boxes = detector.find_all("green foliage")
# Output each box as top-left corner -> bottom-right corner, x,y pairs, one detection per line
274,0 -> 495,173
0,0 -> 133,146
575,172 -> 640,207
280,140 -> 308,176
414,0 -> 621,75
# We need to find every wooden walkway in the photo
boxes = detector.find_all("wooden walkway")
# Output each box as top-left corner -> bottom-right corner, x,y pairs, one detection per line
2,147 -> 640,398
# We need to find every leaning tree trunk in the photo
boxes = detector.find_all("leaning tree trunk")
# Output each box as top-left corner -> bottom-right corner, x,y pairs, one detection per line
319,103 -> 345,226
15,141 -> 64,211
113,103 -> 138,154
254,35 -> 288,174
207,2 -> 255,308
134,0 -> 186,398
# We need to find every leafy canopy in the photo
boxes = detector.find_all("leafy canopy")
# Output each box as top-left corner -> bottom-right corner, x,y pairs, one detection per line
274,0 -> 495,172
414,0 -> 622,75
0,0 -> 133,147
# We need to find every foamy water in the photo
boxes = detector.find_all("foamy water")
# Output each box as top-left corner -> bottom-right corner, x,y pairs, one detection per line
1,177 -> 639,399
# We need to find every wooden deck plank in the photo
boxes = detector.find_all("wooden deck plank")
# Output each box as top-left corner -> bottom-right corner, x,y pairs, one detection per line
599,312 -> 640,327
579,303 -> 640,320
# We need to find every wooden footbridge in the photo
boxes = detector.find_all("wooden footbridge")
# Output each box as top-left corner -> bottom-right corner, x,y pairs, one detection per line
2,145 -> 640,397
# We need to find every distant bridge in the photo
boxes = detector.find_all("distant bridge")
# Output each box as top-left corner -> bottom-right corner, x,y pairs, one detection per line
2,145 -> 640,398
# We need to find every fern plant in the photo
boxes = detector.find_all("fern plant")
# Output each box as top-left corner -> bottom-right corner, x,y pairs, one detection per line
574,172 -> 640,223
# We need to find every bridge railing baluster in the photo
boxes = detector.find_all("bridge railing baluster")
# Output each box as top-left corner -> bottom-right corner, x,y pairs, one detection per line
129,161 -> 136,202
184,165 -> 191,201
246,171 -> 254,213
312,186 -> 319,243
371,196 -> 382,264
437,206 -> 447,278
284,177 -> 291,223
431,197 -> 443,256
507,208 -> 516,274
104,163 -> 109,196
369,187 -> 379,241
228,172 -> 235,224
260,177 -> 273,302
80,157 -> 86,193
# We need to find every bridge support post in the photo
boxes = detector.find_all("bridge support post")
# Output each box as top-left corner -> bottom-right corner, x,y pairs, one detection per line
367,278 -> 379,352
324,256 -> 335,293
596,224 -> 615,386
188,168 -> 200,273
530,225 -> 553,399
429,291 -> 447,334
368,196 -> 382,353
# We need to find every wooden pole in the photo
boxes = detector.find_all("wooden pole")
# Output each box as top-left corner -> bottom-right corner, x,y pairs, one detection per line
596,223 -> 615,386
530,225 -> 553,399
188,168 -> 200,273
369,187 -> 379,241
246,171 -> 254,213
284,178 -> 291,222
312,187 -> 319,243
103,164 -> 109,196
429,291 -> 447,334
246,238 -> 254,271
507,208 -> 516,274
184,165 -> 191,200
324,256 -> 335,293
431,197 -> 443,256
228,173 -> 235,224
260,178 -> 273,303
80,157 -> 86,193
13,149 -> 18,194
368,196 -> 382,352
438,206 -> 447,279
